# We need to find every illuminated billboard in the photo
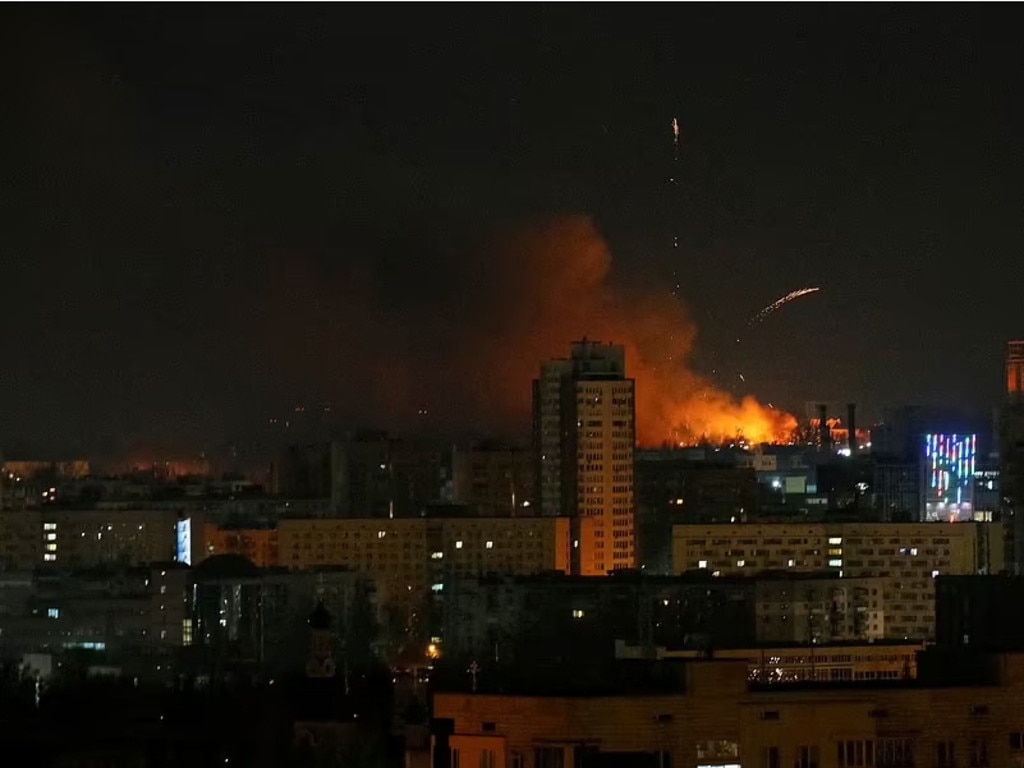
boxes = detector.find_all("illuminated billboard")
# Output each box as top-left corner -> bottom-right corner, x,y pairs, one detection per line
923,433 -> 975,522
176,518 -> 192,565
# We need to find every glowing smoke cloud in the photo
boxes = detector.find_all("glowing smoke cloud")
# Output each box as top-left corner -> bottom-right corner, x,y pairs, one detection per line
247,216 -> 797,446
749,287 -> 821,325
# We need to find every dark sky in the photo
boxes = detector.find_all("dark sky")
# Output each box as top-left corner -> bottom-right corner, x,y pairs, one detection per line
1,6 -> 1022,459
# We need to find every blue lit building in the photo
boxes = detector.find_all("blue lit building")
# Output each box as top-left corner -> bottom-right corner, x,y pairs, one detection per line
922,433 -> 976,522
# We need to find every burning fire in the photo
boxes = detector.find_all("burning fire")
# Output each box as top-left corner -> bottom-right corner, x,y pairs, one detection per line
249,215 -> 798,444
668,394 -> 799,446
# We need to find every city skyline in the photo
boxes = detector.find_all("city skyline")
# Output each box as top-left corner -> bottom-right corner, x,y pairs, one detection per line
2,7 -> 1022,459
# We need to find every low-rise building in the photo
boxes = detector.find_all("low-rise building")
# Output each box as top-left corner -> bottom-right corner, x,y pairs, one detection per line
420,651 -> 1024,768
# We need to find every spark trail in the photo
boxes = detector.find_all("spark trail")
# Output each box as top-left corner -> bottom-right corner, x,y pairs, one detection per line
672,117 -> 679,160
749,287 -> 821,325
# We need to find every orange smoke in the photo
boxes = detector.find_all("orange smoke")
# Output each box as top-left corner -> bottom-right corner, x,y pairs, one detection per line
467,216 -> 796,445
246,214 -> 797,445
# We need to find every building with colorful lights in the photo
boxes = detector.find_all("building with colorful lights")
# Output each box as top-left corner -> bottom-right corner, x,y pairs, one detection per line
922,433 -> 976,522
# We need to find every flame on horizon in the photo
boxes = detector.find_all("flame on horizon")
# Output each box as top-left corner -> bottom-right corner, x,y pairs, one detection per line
248,215 -> 798,445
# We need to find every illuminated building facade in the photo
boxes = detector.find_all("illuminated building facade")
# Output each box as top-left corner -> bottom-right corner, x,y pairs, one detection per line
276,517 -> 569,596
201,522 -> 279,567
533,340 -> 636,575
419,652 -> 1024,768
0,507 -> 196,570
672,522 -> 1004,639
922,433 -> 976,522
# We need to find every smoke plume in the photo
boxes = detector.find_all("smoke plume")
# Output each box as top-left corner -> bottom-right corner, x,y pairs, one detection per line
247,215 -> 795,445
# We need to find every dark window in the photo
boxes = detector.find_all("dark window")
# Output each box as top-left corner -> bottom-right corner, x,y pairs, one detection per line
796,746 -> 820,768
968,740 -> 988,768
937,741 -> 955,768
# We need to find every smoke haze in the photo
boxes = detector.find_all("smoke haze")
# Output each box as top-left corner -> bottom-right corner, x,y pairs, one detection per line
244,215 -> 795,445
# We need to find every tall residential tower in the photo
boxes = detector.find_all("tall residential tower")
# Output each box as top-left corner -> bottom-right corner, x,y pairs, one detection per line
1000,341 -> 1024,572
532,340 -> 636,575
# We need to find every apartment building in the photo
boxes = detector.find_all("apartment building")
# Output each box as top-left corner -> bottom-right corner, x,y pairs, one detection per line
533,341 -> 636,575
420,652 -> 1024,768
276,516 -> 570,600
672,522 -> 1003,639
201,522 -> 279,567
0,507 -> 196,570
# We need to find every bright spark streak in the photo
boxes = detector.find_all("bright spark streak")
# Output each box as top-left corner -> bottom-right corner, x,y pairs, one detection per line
749,287 -> 821,325
672,117 -> 679,161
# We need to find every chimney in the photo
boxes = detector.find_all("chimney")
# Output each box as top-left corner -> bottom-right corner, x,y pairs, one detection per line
847,403 -> 857,455
818,403 -> 830,451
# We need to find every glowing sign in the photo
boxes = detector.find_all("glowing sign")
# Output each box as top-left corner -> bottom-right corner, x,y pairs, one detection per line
176,518 -> 192,565
923,433 -> 975,521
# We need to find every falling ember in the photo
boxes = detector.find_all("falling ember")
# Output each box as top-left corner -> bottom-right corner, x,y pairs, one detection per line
750,287 -> 821,325
672,117 -> 679,155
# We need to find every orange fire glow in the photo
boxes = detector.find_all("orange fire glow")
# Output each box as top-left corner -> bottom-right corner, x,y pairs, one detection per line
249,215 -> 799,445
484,216 -> 799,446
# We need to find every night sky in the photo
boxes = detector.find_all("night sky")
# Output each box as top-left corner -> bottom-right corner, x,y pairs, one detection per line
2,6 -> 1022,460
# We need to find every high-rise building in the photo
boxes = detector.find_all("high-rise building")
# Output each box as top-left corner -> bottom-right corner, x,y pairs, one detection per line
1000,342 -> 1024,574
921,433 -> 976,522
1007,340 -> 1024,402
532,340 -> 636,575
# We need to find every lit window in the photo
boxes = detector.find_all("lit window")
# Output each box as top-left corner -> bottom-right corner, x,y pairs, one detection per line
828,537 -> 843,545
572,609 -> 585,619
430,551 -> 444,560
932,570 -> 940,578
45,543 -> 57,552
45,533 -> 56,541
431,583 -> 444,592
485,541 -> 493,549
43,523 -> 57,531
829,558 -> 843,567
787,559 -> 796,567
455,541 -> 463,549
377,530 -> 386,539
43,553 -> 57,562
182,618 -> 193,646
47,608 -> 59,619
698,559 -> 708,569
910,547 -> 918,556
